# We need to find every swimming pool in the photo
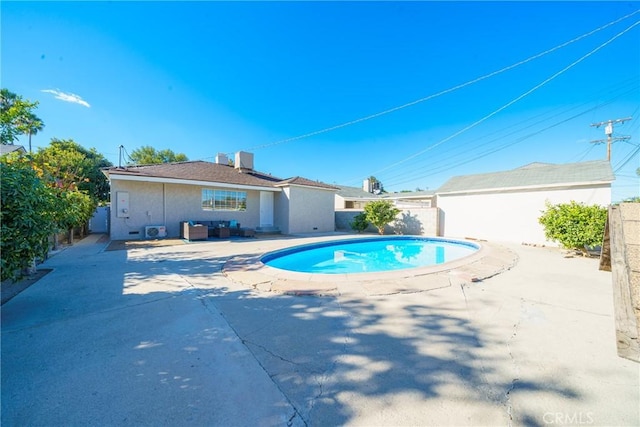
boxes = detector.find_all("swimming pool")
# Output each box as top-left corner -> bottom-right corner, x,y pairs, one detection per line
261,237 -> 479,274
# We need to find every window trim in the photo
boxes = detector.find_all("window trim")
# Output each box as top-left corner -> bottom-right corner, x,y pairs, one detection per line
202,189 -> 247,211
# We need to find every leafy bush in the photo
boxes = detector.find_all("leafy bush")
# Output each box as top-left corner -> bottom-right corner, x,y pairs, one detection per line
350,212 -> 369,233
1,155 -> 56,280
55,189 -> 96,232
364,200 -> 401,235
1,154 -> 98,280
538,201 -> 607,255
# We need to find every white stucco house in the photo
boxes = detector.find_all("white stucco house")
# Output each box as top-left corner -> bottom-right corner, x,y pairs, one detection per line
435,160 -> 614,245
102,152 -> 338,240
334,183 -> 439,235
335,180 -> 435,210
334,184 -> 382,210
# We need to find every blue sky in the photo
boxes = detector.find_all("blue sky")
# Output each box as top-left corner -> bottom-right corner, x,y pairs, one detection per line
3,1 -> 639,201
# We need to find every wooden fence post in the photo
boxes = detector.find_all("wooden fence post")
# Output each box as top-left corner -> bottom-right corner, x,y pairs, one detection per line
602,203 -> 640,362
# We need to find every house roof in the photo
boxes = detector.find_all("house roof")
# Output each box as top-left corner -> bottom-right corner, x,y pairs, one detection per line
437,160 -> 615,194
335,185 -> 382,200
335,185 -> 436,201
276,176 -> 338,190
103,160 -> 337,191
383,190 -> 435,200
0,144 -> 26,155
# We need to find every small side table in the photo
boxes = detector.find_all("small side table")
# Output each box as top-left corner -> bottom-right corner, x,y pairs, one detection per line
214,227 -> 230,238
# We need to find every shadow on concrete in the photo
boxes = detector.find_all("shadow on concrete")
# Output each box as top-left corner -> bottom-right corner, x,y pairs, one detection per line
2,235 -> 581,426
200,289 -> 581,425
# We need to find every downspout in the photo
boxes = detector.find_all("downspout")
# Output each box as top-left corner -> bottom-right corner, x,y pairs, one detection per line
163,183 -> 167,226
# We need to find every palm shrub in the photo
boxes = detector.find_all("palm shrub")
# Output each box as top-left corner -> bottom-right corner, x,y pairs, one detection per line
538,201 -> 607,255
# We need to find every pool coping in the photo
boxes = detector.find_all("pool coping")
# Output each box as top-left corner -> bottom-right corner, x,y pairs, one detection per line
223,236 -> 519,296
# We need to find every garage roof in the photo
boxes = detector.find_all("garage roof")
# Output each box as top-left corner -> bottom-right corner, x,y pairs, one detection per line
437,160 -> 614,194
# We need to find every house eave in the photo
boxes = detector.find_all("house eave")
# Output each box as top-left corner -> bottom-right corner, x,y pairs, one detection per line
275,182 -> 337,192
105,172 -> 281,192
338,196 -> 382,202
436,180 -> 613,196
383,194 -> 436,200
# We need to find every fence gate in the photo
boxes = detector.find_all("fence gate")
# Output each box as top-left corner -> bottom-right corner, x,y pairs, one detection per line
89,206 -> 110,234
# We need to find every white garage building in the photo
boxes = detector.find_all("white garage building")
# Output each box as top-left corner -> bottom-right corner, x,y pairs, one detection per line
436,160 -> 614,245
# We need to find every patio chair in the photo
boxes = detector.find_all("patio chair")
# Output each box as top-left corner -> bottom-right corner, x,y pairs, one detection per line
181,221 -> 208,241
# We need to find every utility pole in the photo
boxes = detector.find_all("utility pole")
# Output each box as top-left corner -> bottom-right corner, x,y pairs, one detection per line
590,117 -> 632,162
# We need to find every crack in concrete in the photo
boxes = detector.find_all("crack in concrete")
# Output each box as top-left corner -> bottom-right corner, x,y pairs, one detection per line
457,277 -> 523,423
505,298 -> 524,427
456,278 -> 507,408
305,295 -> 353,423
505,377 -> 520,426
242,339 -> 302,366
287,410 -> 299,427
185,280 -> 308,426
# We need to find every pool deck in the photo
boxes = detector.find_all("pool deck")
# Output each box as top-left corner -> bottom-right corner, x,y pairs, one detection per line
2,232 -> 638,426
224,236 -> 519,296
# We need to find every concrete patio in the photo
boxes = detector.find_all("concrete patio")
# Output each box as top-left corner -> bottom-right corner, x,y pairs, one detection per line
2,233 -> 638,426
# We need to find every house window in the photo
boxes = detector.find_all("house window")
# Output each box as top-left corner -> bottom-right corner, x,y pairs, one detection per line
202,189 -> 247,211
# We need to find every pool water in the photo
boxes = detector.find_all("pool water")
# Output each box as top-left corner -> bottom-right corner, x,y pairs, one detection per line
262,237 -> 479,274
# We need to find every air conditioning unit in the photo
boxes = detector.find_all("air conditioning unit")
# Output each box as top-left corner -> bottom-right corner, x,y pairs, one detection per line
145,225 -> 167,239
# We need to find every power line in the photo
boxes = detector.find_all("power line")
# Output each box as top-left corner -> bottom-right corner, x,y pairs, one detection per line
384,103 -> 614,188
362,19 -> 640,182
344,81 -> 636,187
241,9 -> 640,153
590,117 -> 633,161
613,144 -> 640,172
375,79 -> 637,187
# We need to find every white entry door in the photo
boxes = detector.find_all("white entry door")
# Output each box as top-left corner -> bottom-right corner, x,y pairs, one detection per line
259,191 -> 274,227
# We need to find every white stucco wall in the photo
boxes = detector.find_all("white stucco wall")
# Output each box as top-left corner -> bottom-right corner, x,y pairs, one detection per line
274,190 -> 290,233
109,179 -> 262,240
282,186 -> 336,234
437,184 -> 611,245
335,208 -> 440,236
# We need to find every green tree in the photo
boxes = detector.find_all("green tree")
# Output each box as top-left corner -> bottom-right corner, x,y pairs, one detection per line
350,212 -> 370,233
129,145 -> 188,165
538,201 -> 608,255
33,139 -> 112,203
364,200 -> 401,235
33,139 -> 113,241
1,88 -> 44,146
18,112 -> 44,153
50,187 -> 95,242
1,154 -> 57,280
